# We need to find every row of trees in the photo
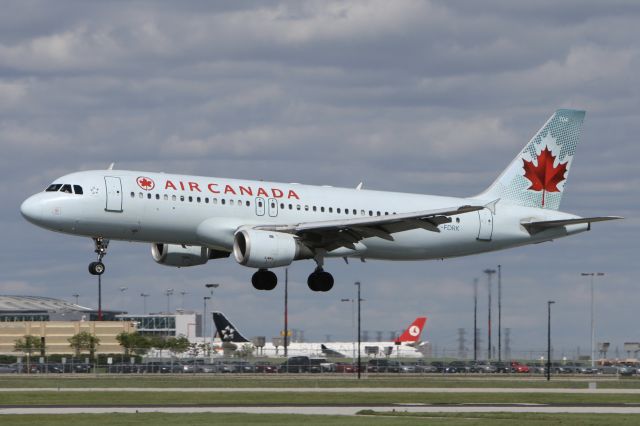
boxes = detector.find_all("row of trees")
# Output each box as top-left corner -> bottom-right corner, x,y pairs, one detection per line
13,332 -> 192,359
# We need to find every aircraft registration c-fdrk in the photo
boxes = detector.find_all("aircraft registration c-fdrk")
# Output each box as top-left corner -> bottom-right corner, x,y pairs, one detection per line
21,110 -> 621,292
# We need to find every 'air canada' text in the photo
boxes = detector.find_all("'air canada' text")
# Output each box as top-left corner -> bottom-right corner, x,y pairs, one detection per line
163,180 -> 300,200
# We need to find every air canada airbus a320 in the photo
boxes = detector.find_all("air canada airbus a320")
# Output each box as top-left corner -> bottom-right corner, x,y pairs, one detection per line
21,110 -> 621,292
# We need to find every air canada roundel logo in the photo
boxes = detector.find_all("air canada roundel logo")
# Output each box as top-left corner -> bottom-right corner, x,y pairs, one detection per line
409,325 -> 420,337
137,176 -> 155,191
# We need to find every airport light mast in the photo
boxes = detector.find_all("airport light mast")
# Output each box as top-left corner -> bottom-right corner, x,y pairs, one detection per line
355,281 -> 362,379
581,272 -> 604,367
484,269 -> 496,359
547,300 -> 555,381
205,283 -> 220,341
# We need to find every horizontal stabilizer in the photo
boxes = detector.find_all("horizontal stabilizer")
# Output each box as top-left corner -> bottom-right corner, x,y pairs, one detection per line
522,216 -> 622,235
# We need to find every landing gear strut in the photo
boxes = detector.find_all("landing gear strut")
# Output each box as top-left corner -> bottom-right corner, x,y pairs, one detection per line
252,269 -> 278,290
88,237 -> 108,276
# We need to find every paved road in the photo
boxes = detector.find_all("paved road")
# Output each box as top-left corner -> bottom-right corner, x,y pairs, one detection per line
1,387 -> 640,393
2,404 -> 640,415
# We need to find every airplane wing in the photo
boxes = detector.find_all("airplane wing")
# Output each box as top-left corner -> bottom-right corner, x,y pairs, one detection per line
254,204 -> 484,251
521,216 -> 623,235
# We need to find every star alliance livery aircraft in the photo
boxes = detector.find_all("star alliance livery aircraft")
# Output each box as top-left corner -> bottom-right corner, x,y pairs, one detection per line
21,110 -> 620,292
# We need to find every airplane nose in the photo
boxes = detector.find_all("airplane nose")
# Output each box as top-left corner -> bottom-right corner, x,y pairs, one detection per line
20,196 -> 43,224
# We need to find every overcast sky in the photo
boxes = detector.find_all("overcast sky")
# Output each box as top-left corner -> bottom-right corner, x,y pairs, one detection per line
2,0 -> 639,360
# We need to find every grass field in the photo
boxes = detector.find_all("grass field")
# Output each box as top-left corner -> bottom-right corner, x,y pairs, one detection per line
1,413 -> 640,426
1,374 -> 639,389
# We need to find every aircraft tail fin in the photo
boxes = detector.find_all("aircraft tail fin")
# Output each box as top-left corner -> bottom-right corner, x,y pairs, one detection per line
212,311 -> 250,343
475,109 -> 585,210
394,317 -> 427,344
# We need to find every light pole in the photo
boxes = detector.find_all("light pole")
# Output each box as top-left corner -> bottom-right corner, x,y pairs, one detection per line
203,296 -> 211,342
547,300 -> 555,381
72,294 -> 80,305
484,269 -> 496,359
164,288 -> 174,313
355,281 -> 362,379
581,272 -> 604,367
140,293 -> 149,315
180,291 -> 188,310
498,265 -> 502,362
472,278 -> 478,362
341,298 -> 356,361
119,287 -> 128,311
284,269 -> 289,357
204,283 -> 219,340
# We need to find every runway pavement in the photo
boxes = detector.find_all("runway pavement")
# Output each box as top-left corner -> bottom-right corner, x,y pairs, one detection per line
1,387 -> 640,393
2,404 -> 640,415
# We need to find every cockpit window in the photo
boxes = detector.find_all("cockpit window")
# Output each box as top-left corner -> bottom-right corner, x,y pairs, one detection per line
73,185 -> 83,195
60,184 -> 73,194
46,184 -> 62,192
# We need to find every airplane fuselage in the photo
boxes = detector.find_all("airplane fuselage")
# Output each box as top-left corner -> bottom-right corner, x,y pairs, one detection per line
21,169 -> 586,262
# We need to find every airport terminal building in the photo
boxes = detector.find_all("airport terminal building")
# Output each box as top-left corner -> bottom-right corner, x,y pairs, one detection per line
0,295 -> 203,355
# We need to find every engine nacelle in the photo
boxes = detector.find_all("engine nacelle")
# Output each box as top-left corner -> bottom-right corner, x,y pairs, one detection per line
233,229 -> 312,268
152,243 -> 229,267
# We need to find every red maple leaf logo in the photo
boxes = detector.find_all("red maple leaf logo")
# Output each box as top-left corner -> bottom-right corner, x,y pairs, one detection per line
137,176 -> 155,191
522,147 -> 568,207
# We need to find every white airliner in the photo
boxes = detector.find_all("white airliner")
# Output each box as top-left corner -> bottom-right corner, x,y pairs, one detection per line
21,109 -> 620,292
213,312 -> 428,358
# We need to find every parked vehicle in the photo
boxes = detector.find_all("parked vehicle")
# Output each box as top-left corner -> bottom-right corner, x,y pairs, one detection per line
279,356 -> 311,373
254,362 -> 277,373
366,359 -> 400,373
0,364 -> 18,374
334,362 -> 355,373
510,361 -> 530,373
470,361 -> 497,374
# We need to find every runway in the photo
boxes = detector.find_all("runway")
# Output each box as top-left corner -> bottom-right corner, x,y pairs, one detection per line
1,387 -> 640,394
2,404 -> 640,415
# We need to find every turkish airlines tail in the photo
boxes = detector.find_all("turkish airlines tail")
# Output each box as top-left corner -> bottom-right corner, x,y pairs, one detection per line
394,317 -> 427,344
476,109 -> 585,210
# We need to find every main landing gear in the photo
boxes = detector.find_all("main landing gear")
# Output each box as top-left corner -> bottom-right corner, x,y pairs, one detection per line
88,237 -> 108,276
307,267 -> 334,292
252,269 -> 278,291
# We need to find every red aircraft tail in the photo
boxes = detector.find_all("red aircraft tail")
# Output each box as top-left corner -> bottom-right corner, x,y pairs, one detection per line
394,317 -> 427,343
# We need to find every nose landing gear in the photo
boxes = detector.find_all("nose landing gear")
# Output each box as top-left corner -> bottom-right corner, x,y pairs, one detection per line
88,237 -> 109,276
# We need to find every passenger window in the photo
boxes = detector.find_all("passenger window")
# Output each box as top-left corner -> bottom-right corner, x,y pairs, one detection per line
204,197 -> 209,203
272,202 -> 276,208
130,192 -> 135,198
376,211 -> 381,216
280,203 -> 285,209
221,199 -> 226,205
45,184 -> 62,192
321,207 -> 325,212
139,193 -> 143,199
180,196 -> 185,202
73,185 -> 83,195
296,205 -> 301,210
172,195 -> 176,201
384,212 -> 388,215
337,208 -> 341,213
246,201 -> 250,207
352,209 -> 356,215
230,200 -> 235,206
361,210 -> 365,215
368,210 -> 373,216
61,184 -> 72,194
238,199 -> 242,206
304,205 -> 309,211
289,204 -> 293,210
147,193 -> 152,199
258,201 -> 263,207
197,197 -> 201,203
164,194 -> 169,201
313,206 -> 317,212
213,198 -> 218,204
156,194 -> 160,200
329,207 -> 333,213
188,196 -> 193,202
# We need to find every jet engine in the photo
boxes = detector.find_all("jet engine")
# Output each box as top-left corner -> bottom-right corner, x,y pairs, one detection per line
151,243 -> 229,267
233,229 -> 312,268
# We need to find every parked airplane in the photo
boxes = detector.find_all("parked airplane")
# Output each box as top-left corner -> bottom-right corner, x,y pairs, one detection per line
20,109 -> 620,292
212,311 -> 427,358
